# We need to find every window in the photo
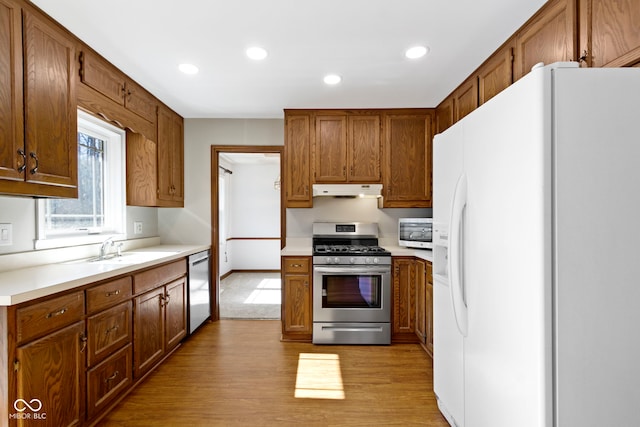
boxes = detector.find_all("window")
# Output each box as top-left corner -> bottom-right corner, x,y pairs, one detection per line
35,111 -> 126,249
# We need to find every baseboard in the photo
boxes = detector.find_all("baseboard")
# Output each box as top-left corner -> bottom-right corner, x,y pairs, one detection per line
220,269 -> 280,281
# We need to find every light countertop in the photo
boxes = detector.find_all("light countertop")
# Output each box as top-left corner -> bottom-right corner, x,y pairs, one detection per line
0,245 -> 210,306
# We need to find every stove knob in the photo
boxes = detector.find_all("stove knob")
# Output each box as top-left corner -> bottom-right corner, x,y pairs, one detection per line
366,258 -> 373,264
373,258 -> 379,264
334,257 -> 340,264
350,257 -> 355,264
326,257 -> 332,264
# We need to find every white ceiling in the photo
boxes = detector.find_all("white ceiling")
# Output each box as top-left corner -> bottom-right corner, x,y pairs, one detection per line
31,0 -> 546,119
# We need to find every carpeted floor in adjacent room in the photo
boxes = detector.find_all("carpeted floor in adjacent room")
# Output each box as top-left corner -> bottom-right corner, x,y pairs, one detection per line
219,272 -> 281,319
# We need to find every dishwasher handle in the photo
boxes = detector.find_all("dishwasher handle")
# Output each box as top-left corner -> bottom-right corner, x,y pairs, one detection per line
189,251 -> 210,266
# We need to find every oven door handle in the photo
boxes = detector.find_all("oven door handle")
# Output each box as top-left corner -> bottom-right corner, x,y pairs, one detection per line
313,266 -> 390,274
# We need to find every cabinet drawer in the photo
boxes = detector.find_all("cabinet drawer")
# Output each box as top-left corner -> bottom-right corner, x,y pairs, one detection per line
16,291 -> 84,344
282,257 -> 310,274
86,276 -> 132,314
87,343 -> 132,419
87,300 -> 132,367
133,259 -> 187,294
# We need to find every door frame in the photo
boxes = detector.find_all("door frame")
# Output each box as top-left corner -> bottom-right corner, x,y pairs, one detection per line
210,145 -> 285,321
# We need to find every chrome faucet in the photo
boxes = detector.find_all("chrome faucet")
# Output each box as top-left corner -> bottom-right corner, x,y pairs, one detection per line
99,237 -> 115,259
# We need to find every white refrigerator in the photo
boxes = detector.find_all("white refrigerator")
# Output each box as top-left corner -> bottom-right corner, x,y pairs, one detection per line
432,62 -> 640,427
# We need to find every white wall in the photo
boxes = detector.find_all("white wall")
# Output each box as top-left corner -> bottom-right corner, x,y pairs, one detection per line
158,118 -> 284,247
227,162 -> 281,270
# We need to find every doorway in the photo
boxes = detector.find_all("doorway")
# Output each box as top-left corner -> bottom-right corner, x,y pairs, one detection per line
211,146 -> 285,320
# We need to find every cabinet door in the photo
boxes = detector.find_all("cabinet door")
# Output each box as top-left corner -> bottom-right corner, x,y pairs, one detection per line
157,104 -> 184,207
124,79 -> 157,123
392,257 -> 416,340
414,259 -> 426,344
282,273 -> 312,335
87,300 -> 132,367
579,0 -> 640,67
514,0 -> 576,80
435,96 -> 454,134
382,113 -> 432,207
314,115 -> 347,182
478,42 -> 514,105
348,115 -> 381,182
165,277 -> 187,351
454,77 -> 478,122
15,321 -> 85,427
126,130 -> 157,206
133,287 -> 165,379
0,0 -> 24,182
22,10 -> 77,190
426,262 -> 434,356
79,49 -> 126,105
284,113 -> 312,207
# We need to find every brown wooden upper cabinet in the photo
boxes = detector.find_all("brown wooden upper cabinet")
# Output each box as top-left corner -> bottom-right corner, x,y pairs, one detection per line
381,111 -> 433,208
157,105 -> 184,207
127,106 -> 184,208
80,49 -> 157,124
478,42 -> 514,105
435,95 -> 454,134
284,111 -> 313,208
514,0 -> 577,80
578,0 -> 640,67
453,76 -> 478,122
0,1 -> 78,198
314,113 -> 381,183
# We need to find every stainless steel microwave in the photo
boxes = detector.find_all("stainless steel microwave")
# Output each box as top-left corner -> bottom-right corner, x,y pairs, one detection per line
398,218 -> 433,249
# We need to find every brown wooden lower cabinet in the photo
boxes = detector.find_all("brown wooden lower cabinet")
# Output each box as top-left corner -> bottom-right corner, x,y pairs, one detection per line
15,320 -> 86,427
391,256 -> 433,356
1,258 -> 190,427
281,256 -> 312,342
86,344 -> 132,419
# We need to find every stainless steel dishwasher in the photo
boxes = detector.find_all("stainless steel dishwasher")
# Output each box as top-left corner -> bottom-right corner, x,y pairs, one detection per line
188,250 -> 211,334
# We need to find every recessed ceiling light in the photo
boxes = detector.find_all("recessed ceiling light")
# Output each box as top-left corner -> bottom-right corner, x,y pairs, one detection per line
405,45 -> 429,59
324,74 -> 342,85
246,47 -> 268,60
178,63 -> 199,75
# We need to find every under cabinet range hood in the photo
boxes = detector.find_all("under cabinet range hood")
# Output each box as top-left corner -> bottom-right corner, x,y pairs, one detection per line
312,184 -> 383,198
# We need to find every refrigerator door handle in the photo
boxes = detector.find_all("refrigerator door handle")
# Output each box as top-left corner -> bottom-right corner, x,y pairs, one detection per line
449,173 -> 468,336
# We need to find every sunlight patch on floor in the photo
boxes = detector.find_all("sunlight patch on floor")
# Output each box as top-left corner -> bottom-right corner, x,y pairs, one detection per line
243,279 -> 282,304
294,353 -> 345,400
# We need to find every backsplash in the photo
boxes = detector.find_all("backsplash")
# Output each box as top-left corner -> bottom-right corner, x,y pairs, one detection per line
0,195 -> 159,256
286,197 -> 430,238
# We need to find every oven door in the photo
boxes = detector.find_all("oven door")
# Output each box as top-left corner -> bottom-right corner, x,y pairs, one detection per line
313,265 -> 391,323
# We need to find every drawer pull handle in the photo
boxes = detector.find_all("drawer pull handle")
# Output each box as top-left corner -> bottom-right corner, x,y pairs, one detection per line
105,325 -> 119,335
105,371 -> 119,383
46,308 -> 67,319
29,152 -> 39,174
105,290 -> 121,297
291,264 -> 302,268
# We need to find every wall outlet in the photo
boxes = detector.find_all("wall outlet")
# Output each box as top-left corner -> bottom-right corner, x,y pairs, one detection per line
0,223 -> 13,246
134,221 -> 143,235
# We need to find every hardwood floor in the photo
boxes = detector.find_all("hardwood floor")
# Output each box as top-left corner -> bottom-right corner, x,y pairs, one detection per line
97,320 -> 449,426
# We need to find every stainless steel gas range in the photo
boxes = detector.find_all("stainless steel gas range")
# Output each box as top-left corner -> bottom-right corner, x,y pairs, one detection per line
312,222 -> 391,345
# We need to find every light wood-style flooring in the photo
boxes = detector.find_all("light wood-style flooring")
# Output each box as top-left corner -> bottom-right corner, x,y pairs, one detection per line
97,320 -> 449,426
